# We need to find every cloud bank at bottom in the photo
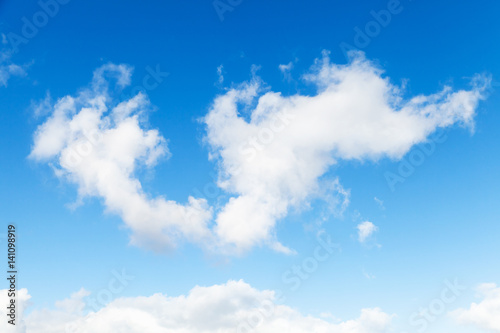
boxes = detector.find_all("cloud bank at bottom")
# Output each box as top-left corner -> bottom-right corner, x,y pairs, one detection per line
1,280 -> 394,333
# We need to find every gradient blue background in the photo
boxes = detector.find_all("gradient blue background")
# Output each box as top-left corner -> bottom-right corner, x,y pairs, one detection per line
0,0 -> 499,330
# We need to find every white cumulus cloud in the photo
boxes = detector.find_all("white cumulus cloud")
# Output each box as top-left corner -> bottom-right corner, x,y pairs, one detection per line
31,53 -> 489,254
450,283 -> 500,332
1,281 -> 394,333
29,63 -> 213,252
204,51 -> 489,253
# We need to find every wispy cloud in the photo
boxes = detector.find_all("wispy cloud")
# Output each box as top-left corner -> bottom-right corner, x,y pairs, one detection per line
216,64 -> 224,85
0,49 -> 28,87
374,197 -> 385,210
278,61 -> 294,81
31,91 -> 53,118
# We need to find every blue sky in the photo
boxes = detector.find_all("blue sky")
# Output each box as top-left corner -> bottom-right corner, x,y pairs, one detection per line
1,0 -> 500,332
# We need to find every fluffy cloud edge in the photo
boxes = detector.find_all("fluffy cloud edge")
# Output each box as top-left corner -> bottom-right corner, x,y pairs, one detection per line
30,52 -> 490,254
0,280 -> 394,333
357,221 -> 378,243
449,283 -> 500,332
204,51 -> 489,253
